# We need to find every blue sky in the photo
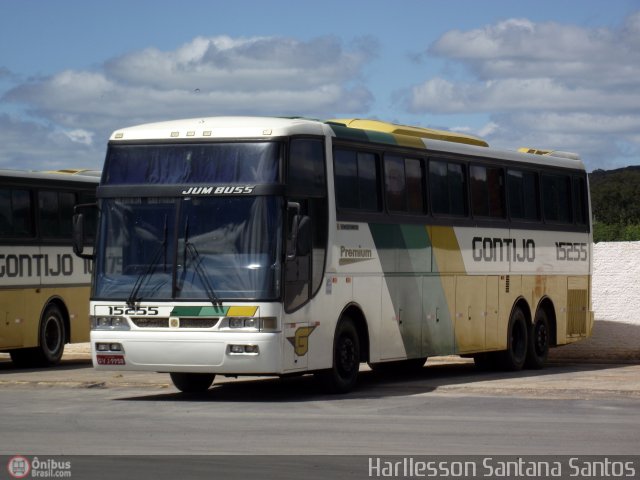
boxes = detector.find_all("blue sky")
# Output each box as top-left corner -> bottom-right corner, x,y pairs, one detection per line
1,0 -> 639,172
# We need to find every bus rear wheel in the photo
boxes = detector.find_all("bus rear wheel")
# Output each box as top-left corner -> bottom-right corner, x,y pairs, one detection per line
170,372 -> 215,393
316,318 -> 360,393
501,305 -> 528,371
38,304 -> 66,366
525,309 -> 550,369
10,304 -> 66,367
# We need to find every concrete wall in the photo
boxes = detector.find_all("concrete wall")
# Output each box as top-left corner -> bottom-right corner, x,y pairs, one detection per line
593,242 -> 640,324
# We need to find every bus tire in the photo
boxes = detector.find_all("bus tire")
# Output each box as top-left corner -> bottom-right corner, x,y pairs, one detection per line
525,309 -> 550,369
170,372 -> 215,393
501,305 -> 528,371
37,304 -> 66,366
316,318 -> 360,393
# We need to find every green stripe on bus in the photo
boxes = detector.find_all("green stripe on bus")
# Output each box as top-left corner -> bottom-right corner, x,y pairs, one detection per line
170,306 -> 228,316
368,222 -> 456,357
330,124 -> 399,147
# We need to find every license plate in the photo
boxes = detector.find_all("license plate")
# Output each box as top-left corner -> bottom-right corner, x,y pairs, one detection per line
96,354 -> 126,366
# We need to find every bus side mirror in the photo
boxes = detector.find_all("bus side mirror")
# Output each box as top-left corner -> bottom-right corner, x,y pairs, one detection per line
286,202 -> 311,260
73,203 -> 97,260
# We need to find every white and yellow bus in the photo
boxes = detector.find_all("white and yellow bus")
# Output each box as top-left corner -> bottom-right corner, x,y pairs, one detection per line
74,117 -> 592,393
1,169 -> 99,366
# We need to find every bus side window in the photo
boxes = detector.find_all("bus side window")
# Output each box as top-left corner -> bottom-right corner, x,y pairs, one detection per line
507,169 -> 540,221
470,165 -> 505,218
39,191 -> 75,239
429,159 -> 467,217
384,155 -> 425,214
384,155 -> 406,211
542,174 -> 572,224
573,175 -> 588,227
334,148 -> 381,212
288,139 -> 325,196
405,158 -> 425,214
0,188 -> 34,238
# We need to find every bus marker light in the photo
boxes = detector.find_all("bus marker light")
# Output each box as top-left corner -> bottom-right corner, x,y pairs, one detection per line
260,317 -> 277,331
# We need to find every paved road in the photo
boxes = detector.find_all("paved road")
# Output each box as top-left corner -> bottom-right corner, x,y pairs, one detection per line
1,356 -> 639,457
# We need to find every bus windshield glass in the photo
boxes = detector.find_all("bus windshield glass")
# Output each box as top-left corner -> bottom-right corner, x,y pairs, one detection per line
102,142 -> 280,185
94,196 -> 282,301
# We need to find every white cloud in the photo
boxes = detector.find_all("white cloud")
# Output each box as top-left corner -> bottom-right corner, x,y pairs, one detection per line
429,15 -> 640,88
63,128 -> 94,146
0,114 -> 101,171
404,12 -> 640,170
0,34 -> 376,169
106,36 -> 373,92
408,77 -> 640,114
5,35 -> 376,125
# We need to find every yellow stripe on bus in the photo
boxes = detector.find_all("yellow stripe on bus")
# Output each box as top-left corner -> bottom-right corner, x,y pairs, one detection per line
227,306 -> 258,317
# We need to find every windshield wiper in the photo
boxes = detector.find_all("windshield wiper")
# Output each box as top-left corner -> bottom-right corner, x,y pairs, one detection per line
181,217 -> 222,307
126,215 -> 168,307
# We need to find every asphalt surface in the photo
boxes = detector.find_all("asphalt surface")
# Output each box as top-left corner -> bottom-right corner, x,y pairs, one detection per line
1,318 -> 639,398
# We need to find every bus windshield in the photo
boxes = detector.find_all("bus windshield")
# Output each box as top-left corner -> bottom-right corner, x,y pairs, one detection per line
102,142 -> 280,185
94,196 -> 282,302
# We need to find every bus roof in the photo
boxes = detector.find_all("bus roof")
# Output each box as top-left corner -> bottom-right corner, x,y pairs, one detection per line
108,116 -> 584,171
109,116 -> 328,142
327,118 -> 489,147
0,169 -> 100,185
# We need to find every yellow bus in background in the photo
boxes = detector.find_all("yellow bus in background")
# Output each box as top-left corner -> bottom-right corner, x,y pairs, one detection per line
0,169 -> 98,366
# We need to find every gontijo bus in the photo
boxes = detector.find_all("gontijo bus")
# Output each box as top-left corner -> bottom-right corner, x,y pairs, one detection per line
1,169 -> 98,366
73,117 -> 592,393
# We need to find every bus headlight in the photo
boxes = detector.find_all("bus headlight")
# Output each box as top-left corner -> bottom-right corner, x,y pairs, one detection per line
91,316 -> 130,330
228,317 -> 253,329
95,342 -> 124,352
228,344 -> 259,355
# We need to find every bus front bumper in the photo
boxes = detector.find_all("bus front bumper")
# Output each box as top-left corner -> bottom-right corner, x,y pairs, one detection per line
90,331 -> 283,375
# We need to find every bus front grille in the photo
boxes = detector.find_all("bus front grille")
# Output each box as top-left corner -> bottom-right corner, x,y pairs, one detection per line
131,317 -> 220,329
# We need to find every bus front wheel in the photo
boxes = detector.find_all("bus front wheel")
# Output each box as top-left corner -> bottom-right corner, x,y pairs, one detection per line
170,372 -> 215,393
316,318 -> 360,393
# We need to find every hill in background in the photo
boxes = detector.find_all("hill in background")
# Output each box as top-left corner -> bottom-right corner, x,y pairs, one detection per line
589,166 -> 640,242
